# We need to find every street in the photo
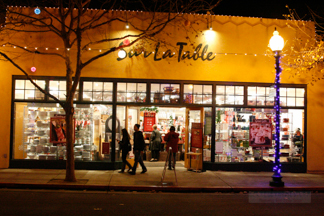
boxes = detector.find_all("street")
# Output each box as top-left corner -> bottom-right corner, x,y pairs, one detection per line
0,189 -> 323,215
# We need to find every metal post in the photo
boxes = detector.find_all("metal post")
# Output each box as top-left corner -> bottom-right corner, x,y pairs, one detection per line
270,51 -> 284,187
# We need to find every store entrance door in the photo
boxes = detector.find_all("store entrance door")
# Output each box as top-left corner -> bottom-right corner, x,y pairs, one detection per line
184,107 -> 204,169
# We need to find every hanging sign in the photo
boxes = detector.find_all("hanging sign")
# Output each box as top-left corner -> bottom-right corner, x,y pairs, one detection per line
143,111 -> 156,132
191,123 -> 203,148
249,119 -> 272,147
215,142 -> 223,154
102,142 -> 110,154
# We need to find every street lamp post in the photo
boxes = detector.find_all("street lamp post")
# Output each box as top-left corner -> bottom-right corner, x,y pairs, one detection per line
269,28 -> 285,187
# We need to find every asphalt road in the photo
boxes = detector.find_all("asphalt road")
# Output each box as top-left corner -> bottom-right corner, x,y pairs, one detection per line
0,189 -> 323,216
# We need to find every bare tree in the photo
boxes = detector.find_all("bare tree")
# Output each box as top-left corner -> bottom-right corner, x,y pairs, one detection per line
283,5 -> 324,85
0,0 -> 221,182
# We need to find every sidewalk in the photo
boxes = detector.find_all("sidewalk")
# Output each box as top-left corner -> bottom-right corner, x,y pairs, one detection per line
1,162 -> 324,192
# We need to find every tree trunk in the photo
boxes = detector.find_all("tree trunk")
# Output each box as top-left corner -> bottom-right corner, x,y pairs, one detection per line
64,100 -> 76,182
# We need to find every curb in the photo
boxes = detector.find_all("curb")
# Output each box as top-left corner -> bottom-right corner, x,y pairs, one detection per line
1,183 -> 324,192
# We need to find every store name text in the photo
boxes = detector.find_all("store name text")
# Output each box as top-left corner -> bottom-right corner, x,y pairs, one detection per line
117,42 -> 215,62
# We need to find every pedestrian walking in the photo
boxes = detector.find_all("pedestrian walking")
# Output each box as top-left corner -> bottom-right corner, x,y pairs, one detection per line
117,128 -> 133,173
150,125 -> 161,161
164,126 -> 179,170
129,124 -> 147,175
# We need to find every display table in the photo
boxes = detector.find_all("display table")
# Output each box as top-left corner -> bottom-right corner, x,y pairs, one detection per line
186,152 -> 202,172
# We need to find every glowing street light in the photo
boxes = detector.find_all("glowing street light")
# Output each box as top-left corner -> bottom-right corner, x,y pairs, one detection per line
269,28 -> 285,187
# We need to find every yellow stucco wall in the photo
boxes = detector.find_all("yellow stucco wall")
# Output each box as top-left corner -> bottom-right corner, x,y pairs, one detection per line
1,9 -> 322,171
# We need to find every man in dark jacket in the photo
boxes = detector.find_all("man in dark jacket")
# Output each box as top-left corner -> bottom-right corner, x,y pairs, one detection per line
129,124 -> 147,175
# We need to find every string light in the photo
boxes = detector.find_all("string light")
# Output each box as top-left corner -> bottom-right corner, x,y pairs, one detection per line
0,44 -> 276,57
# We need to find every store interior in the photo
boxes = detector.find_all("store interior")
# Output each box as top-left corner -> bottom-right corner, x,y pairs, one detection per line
13,103 -> 304,166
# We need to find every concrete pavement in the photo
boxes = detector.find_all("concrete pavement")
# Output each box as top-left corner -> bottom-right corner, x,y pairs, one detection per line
1,162 -> 324,192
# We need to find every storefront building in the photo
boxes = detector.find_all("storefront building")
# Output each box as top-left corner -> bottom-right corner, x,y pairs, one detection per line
1,8 -> 322,172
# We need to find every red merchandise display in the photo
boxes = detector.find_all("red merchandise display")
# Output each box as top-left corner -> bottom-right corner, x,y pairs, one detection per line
143,111 -> 156,132
102,142 -> 110,154
191,123 -> 203,148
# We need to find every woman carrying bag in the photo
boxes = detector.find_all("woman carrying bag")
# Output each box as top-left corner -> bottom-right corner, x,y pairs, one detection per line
117,128 -> 133,173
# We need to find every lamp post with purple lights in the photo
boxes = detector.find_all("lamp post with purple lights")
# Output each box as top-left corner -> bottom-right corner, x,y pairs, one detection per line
269,28 -> 285,187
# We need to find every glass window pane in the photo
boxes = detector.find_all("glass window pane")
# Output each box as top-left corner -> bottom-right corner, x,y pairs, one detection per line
83,92 -> 92,101
127,92 -> 136,102
226,86 -> 235,95
136,93 -> 146,102
59,91 -> 66,100
50,91 -> 58,99
151,84 -> 160,93
26,80 -> 35,89
15,80 -> 25,89
15,90 -> 24,99
104,82 -> 113,91
84,82 -> 93,91
117,83 -> 126,92
216,96 -> 225,105
73,91 -> 79,100
194,85 -> 203,94
248,96 -> 256,105
296,88 -> 305,97
184,93 -> 193,103
103,92 -> 113,102
127,83 -> 137,92
296,98 -> 304,106
93,82 -> 103,91
235,96 -> 244,105
117,92 -> 126,102
35,90 -> 44,100
216,85 -> 225,95
204,85 -> 212,94
194,94 -> 202,104
137,83 -> 146,92
287,88 -> 296,97
248,87 -> 256,96
171,84 -> 180,93
257,97 -> 265,106
50,81 -> 59,91
226,95 -> 235,104
36,80 -> 46,89
280,88 -> 287,97
184,84 -> 193,93
25,90 -> 35,99
257,87 -> 266,96
287,98 -> 295,106
93,92 -> 103,101
265,97 -> 274,106
203,95 -> 212,104
60,81 -> 66,91
235,86 -> 244,95
161,84 -> 170,92
280,97 -> 287,106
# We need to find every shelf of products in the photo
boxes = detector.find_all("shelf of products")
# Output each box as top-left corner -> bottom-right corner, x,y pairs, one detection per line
22,105 -> 95,161
214,108 -> 304,163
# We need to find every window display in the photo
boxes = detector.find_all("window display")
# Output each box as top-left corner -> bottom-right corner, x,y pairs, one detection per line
214,108 -> 304,163
14,103 -> 114,162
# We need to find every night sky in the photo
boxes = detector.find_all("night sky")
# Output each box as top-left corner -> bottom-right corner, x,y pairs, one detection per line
213,0 -> 324,20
